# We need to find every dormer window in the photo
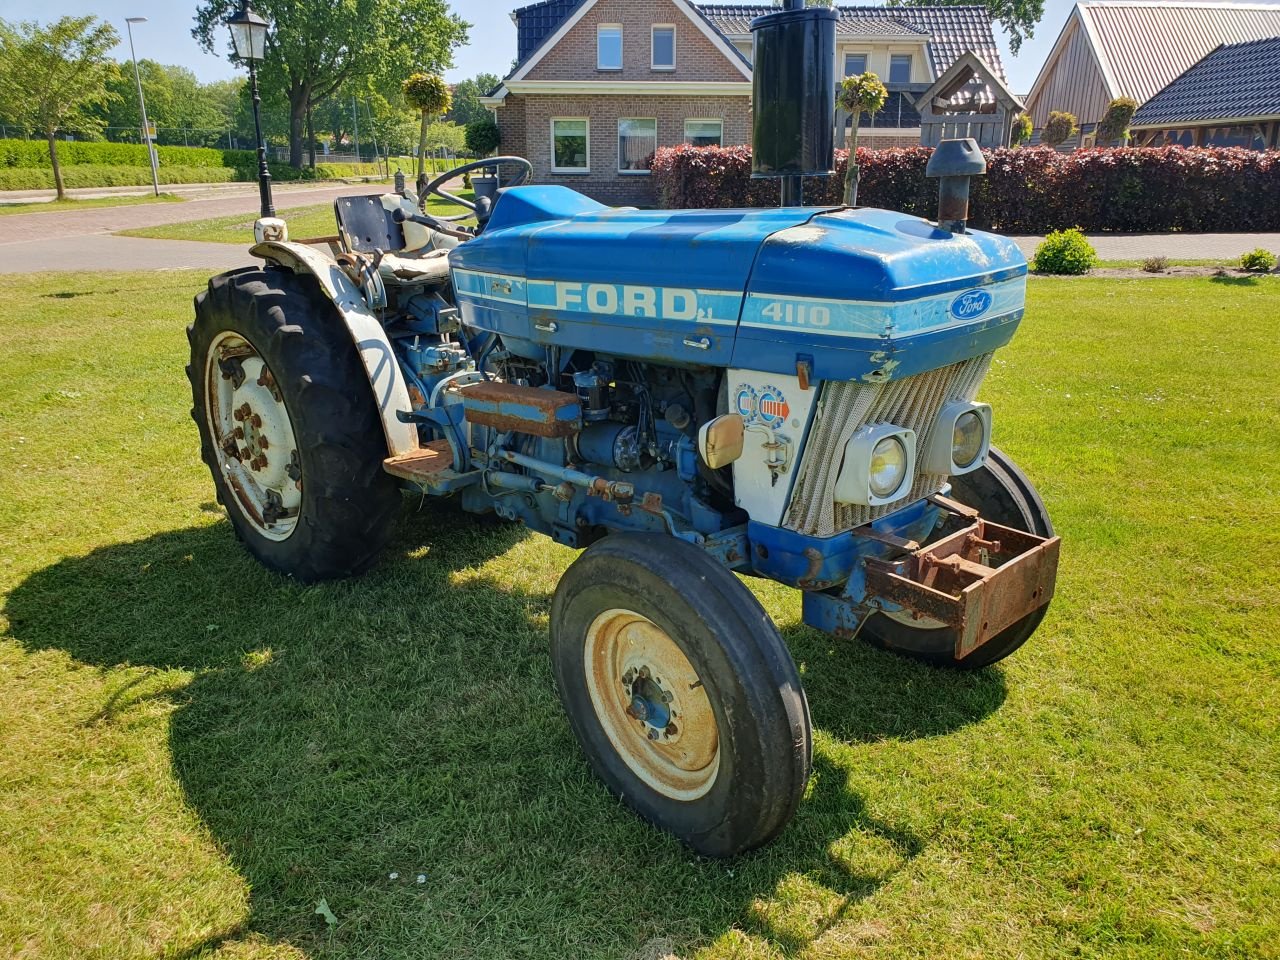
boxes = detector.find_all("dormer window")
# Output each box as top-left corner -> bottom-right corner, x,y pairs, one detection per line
652,25 -> 675,70
889,54 -> 912,84
598,24 -> 622,70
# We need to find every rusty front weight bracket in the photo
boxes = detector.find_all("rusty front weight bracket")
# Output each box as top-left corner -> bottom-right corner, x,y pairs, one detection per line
862,512 -> 1061,659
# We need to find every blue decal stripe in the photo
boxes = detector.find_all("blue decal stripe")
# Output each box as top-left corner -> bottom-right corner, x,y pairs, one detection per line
524,279 -> 741,326
452,269 -> 528,306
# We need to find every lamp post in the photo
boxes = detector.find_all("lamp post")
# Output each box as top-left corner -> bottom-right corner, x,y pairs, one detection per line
227,2 -> 274,218
124,17 -> 160,197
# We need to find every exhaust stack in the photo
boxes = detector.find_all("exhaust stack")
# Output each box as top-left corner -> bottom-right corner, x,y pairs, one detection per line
926,139 -> 986,234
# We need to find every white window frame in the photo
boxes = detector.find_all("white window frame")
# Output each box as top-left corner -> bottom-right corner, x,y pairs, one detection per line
550,117 -> 590,174
888,53 -> 913,84
652,24 -> 676,71
683,118 -> 724,147
617,117 -> 657,175
597,24 -> 623,71
843,52 -> 868,76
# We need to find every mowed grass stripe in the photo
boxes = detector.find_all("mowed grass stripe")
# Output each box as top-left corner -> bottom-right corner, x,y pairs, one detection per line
0,272 -> 1277,959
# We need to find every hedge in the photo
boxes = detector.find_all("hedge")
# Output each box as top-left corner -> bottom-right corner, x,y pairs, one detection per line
0,161 -> 387,190
0,139 -> 249,170
651,144 -> 1280,233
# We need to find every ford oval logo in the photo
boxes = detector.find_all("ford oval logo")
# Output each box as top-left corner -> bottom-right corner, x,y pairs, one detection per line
951,289 -> 992,320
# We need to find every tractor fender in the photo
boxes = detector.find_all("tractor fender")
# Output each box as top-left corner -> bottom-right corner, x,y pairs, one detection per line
250,240 -> 419,457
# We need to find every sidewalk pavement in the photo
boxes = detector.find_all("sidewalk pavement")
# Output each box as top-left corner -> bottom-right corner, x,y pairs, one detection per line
1013,233 -> 1277,261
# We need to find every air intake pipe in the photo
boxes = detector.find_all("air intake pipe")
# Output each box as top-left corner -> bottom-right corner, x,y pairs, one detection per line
926,138 -> 987,234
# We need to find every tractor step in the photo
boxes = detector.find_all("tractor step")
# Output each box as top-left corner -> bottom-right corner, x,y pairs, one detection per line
383,440 -> 455,481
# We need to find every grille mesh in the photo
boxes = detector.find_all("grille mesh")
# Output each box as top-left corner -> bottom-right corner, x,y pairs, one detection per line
784,354 -> 992,537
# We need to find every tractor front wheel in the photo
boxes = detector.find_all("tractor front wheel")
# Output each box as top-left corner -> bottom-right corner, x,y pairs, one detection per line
860,446 -> 1055,669
550,533 -> 811,857
188,266 -> 400,582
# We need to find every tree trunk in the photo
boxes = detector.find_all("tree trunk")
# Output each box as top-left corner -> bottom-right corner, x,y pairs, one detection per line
417,110 -> 429,185
288,88 -> 306,168
842,129 -> 860,206
306,104 -> 316,170
46,128 -> 65,200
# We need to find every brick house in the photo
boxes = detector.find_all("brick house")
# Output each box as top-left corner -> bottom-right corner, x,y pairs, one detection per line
483,1 -> 1008,205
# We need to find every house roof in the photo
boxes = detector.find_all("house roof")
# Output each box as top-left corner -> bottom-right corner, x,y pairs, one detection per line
1028,2 -> 1280,109
511,0 -> 585,64
1131,35 -> 1280,127
917,50 -> 1025,112
696,4 -> 1005,79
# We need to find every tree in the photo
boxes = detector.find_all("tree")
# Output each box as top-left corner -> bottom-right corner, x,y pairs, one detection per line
1010,112 -> 1033,147
465,114 -> 500,157
0,16 -> 119,198
836,72 -> 888,205
891,0 -> 1045,54
403,73 -> 451,183
448,72 -> 501,127
1096,96 -> 1138,146
1042,110 -> 1078,147
193,0 -> 469,168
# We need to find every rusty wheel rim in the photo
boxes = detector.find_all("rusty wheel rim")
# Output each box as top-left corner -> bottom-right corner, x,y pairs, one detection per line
584,609 -> 719,801
205,332 -> 301,541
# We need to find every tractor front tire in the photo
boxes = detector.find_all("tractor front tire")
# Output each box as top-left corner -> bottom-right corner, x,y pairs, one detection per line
188,266 -> 400,582
860,446 -> 1055,669
550,533 -> 811,857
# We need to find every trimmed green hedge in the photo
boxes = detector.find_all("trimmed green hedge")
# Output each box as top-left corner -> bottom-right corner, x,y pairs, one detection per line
0,165 -> 238,190
0,139 -> 247,169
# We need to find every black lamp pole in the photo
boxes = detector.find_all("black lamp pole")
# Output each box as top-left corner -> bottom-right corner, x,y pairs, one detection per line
247,56 -> 274,218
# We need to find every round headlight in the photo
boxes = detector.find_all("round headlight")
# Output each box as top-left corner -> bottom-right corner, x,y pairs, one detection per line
952,411 -> 985,468
869,436 -> 908,497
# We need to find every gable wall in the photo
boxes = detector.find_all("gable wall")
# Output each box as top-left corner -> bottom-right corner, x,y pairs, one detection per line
522,0 -> 746,82
1025,17 -> 1111,130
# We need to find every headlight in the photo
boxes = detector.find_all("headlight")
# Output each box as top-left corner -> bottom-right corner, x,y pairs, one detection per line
922,401 -> 992,476
834,423 -> 916,506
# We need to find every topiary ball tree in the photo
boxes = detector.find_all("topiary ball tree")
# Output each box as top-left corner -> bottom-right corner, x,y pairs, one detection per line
1043,110 -> 1079,148
1096,97 -> 1138,146
836,72 -> 887,205
1011,112 -> 1033,147
403,73 -> 452,183
465,114 -> 500,157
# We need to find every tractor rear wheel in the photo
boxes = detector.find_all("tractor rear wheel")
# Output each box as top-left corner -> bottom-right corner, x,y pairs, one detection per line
860,446 -> 1055,669
188,266 -> 400,582
550,533 -> 811,857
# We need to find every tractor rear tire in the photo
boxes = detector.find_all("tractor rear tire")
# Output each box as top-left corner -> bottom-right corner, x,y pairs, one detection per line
860,446 -> 1055,669
188,265 -> 401,582
550,533 -> 811,858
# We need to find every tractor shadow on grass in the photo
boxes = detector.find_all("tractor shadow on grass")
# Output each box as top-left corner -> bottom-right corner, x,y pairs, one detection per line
6,507 -> 1003,959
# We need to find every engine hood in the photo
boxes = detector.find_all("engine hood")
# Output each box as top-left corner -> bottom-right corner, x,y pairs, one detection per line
449,186 -> 1027,380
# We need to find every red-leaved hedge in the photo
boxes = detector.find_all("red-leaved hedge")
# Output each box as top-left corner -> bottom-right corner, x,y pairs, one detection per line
651,144 -> 1280,233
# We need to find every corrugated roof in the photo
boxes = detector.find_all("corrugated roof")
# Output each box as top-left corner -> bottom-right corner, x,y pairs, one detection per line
1079,2 -> 1280,105
1132,35 -> 1280,126
696,5 -> 1006,79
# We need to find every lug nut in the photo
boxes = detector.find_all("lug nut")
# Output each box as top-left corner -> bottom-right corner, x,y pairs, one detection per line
638,666 -> 650,680
250,414 -> 262,428
661,691 -> 673,704
647,729 -> 659,741
258,436 -> 269,450
665,723 -> 678,737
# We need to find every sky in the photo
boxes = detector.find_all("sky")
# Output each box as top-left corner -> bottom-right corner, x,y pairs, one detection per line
2,0 -> 1274,95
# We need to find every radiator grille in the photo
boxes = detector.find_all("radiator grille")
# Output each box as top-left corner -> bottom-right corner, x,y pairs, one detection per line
784,354 -> 992,537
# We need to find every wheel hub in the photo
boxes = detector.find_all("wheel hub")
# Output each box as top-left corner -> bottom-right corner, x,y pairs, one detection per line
584,609 -> 719,800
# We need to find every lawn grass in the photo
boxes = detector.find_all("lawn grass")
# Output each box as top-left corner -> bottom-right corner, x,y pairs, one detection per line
1,272 -> 1278,959
117,191 -> 476,244
0,192 -> 185,216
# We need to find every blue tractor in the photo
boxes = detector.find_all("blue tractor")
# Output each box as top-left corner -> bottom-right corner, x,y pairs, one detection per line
188,5 -> 1059,857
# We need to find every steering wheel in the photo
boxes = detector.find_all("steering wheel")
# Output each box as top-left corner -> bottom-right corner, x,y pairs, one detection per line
419,156 -> 533,223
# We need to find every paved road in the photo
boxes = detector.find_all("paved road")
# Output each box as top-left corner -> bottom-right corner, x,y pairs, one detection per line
1012,233 -> 1278,261
0,182 -> 381,275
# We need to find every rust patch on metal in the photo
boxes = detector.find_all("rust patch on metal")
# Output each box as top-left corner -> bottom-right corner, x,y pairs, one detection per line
460,381 -> 583,438
795,547 -> 826,590
383,439 -> 454,481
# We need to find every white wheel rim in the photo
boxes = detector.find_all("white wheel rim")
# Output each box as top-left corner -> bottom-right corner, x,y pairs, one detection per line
882,608 -> 947,630
584,609 -> 720,801
204,331 -> 301,541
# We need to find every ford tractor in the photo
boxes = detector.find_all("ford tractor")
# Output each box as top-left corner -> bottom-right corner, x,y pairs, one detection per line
188,4 -> 1059,857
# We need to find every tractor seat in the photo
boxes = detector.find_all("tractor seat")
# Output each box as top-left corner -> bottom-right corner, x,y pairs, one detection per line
378,248 -> 452,285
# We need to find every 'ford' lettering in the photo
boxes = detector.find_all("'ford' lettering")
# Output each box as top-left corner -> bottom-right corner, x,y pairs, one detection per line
555,282 -> 697,321
951,289 -> 992,320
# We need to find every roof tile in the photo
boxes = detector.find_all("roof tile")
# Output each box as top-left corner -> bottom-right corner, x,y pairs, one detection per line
1132,35 -> 1280,126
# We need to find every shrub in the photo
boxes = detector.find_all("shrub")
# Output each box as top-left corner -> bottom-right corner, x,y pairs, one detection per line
1032,228 -> 1098,275
1042,111 -> 1078,147
1141,255 -> 1169,273
0,139 -> 241,169
1240,248 -> 1277,272
1011,113 -> 1033,146
465,115 -> 500,156
0,164 -> 237,190
649,144 -> 1280,234
1096,97 -> 1138,146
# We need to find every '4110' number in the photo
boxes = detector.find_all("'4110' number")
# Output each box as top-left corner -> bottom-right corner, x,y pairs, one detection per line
760,301 -> 832,328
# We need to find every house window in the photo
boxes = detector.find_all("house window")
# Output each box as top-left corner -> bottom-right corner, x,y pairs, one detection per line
598,25 -> 622,70
551,118 -> 589,172
618,118 -> 657,173
684,119 -> 723,147
652,25 -> 675,70
843,53 -> 868,76
888,54 -> 912,84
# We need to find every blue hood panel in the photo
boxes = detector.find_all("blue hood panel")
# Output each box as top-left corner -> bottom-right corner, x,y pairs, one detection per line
449,186 -> 1028,378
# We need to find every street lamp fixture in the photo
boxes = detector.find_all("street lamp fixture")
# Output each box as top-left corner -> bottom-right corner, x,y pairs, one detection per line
227,2 -> 274,218
124,17 -> 160,197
